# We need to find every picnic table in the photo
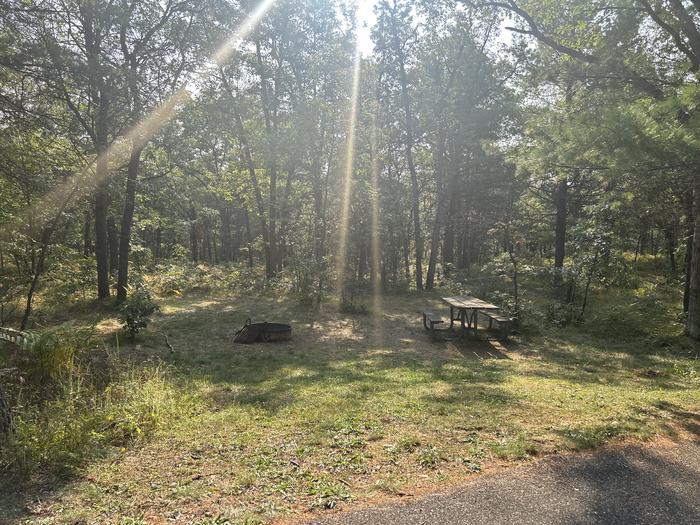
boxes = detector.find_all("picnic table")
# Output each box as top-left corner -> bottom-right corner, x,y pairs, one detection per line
442,295 -> 500,337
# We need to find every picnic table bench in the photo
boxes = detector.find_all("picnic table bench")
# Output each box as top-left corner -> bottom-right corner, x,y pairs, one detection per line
0,327 -> 36,349
422,296 -> 514,340
422,309 -> 445,335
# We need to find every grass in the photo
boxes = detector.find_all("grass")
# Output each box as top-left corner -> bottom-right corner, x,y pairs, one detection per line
1,272 -> 699,524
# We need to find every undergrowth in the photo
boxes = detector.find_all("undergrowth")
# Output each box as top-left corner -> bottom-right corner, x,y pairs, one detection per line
0,323 -> 197,480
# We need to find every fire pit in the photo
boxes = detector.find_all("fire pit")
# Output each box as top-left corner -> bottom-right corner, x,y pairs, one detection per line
234,319 -> 292,344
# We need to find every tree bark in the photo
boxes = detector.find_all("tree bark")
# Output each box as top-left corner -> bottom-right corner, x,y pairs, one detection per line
553,176 -> 567,286
94,156 -> 110,299
426,131 -> 448,290
108,217 -> 119,275
116,145 -> 142,302
81,1 -> 111,300
443,202 -> 456,271
21,227 -> 51,330
684,187 -> 694,312
686,177 -> 700,338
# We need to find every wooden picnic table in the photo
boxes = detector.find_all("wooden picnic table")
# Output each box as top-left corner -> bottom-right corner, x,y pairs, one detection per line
442,295 -> 500,337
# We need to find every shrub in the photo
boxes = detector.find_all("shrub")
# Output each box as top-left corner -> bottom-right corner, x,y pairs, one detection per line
119,285 -> 158,341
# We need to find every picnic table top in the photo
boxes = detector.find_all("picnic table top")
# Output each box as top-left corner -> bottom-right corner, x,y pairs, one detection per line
442,295 -> 500,310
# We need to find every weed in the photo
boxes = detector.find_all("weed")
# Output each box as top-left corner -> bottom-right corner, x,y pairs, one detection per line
416,445 -> 442,468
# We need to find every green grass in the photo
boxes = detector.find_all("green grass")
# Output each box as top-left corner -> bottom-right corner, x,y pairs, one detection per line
1,275 -> 699,524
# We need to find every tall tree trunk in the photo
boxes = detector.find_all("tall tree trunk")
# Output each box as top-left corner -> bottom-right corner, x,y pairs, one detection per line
218,70 -> 272,276
81,2 -> 110,299
687,177 -> 700,338
391,24 -> 423,289
684,188 -> 694,312
21,228 -> 51,330
402,228 -> 411,281
108,217 -> 119,275
116,145 -> 142,303
233,105 -> 271,274
94,153 -> 110,299
278,162 -> 295,270
255,39 -> 279,278
442,172 -> 460,275
426,131 -> 448,290
190,206 -> 198,264
243,207 -> 254,268
401,102 -> 423,290
553,176 -> 567,287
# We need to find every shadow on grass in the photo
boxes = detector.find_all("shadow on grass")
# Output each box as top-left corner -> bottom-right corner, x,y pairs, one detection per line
652,401 -> 700,441
132,295 -> 522,424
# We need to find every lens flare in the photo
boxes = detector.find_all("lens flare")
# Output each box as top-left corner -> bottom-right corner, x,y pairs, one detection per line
334,39 -> 363,298
4,0 -> 279,238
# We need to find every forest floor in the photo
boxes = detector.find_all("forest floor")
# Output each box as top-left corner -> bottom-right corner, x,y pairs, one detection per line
2,286 -> 700,524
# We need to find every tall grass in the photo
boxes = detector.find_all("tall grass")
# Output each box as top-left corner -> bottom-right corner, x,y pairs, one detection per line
0,324 -> 196,479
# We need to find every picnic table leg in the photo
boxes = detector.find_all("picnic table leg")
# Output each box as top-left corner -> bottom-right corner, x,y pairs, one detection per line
473,309 -> 479,337
449,305 -> 454,329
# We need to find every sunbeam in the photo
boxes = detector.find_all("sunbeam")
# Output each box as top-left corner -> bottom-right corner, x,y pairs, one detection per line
370,114 -> 384,345
4,0 -> 279,239
334,38 -> 363,298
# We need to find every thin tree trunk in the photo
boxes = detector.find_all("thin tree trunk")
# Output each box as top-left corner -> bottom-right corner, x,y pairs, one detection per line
81,2 -> 110,300
402,229 -> 410,281
21,229 -> 50,330
686,177 -> 700,338
108,217 -> 118,275
426,131 -> 448,290
684,188 -> 694,312
553,176 -> 567,286
116,145 -> 143,302
390,17 -> 423,290
190,206 -> 198,264
256,39 -> 279,278
243,207 -> 253,268
94,156 -> 110,299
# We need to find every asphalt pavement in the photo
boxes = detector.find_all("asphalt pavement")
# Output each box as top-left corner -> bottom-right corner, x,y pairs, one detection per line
304,439 -> 700,525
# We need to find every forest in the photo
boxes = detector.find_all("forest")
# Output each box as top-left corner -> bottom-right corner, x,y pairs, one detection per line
1,0 -> 699,524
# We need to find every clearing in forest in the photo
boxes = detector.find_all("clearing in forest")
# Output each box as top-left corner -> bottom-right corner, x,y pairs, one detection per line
2,289 -> 699,525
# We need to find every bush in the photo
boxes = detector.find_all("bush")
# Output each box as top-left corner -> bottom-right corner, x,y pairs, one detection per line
119,285 -> 159,341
